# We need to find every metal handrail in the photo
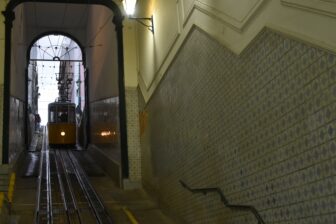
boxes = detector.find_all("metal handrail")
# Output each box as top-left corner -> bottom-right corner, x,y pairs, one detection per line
179,180 -> 265,224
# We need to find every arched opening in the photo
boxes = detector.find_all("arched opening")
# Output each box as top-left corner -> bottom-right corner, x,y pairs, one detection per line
2,0 -> 129,182
27,33 -> 86,148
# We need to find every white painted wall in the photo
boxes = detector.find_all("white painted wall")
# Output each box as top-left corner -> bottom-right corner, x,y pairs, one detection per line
123,20 -> 138,87
134,0 -> 336,102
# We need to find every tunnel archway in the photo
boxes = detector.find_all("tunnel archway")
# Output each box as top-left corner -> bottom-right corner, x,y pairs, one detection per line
2,0 -> 129,179
27,31 -> 85,64
26,32 -> 86,147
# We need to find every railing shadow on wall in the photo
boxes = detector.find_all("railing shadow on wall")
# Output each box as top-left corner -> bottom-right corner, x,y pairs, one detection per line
179,180 -> 265,224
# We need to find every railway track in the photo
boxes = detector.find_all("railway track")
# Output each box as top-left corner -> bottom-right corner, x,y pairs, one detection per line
35,128 -> 113,224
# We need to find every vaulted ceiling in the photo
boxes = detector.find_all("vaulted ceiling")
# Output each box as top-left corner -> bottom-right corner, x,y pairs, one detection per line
13,1 -> 121,50
23,2 -> 89,30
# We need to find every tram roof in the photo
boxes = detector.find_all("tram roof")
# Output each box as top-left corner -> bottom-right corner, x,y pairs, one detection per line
48,102 -> 76,107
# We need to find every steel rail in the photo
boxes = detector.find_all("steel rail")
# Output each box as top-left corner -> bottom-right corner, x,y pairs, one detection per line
46,133 -> 53,224
58,150 -> 83,224
35,126 -> 53,224
67,151 -> 113,224
53,149 -> 71,224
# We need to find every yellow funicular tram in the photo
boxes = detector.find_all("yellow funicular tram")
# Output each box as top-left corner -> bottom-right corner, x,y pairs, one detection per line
47,102 -> 76,147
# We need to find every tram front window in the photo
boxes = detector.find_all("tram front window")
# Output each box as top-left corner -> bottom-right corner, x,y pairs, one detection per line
58,112 -> 68,122
48,103 -> 76,123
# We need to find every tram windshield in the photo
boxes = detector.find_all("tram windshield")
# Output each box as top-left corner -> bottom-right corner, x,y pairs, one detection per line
48,103 -> 76,123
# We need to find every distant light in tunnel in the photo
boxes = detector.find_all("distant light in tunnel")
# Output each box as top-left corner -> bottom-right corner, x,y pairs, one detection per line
101,131 -> 110,137
100,131 -> 116,137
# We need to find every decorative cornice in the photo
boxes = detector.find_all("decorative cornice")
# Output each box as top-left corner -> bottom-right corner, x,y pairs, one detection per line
281,0 -> 336,18
183,0 -> 266,31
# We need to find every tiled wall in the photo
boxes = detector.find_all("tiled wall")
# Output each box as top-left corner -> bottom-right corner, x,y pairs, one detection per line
126,87 -> 141,181
9,96 -> 25,163
140,27 -> 336,223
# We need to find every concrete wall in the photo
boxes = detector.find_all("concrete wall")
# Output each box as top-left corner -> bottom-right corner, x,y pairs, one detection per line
141,26 -> 336,223
11,4 -> 27,100
0,2 -> 30,165
6,4 -> 27,164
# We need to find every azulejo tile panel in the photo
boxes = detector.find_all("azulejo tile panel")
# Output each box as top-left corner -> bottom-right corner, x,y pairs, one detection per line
9,96 -> 25,163
141,27 -> 336,223
125,87 -> 141,181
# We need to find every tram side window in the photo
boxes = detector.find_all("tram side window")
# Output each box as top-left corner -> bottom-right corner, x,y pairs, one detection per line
68,107 -> 75,123
49,106 -> 56,123
56,105 -> 69,122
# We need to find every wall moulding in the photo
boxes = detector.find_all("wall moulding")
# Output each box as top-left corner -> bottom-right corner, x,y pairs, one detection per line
142,31 -> 180,91
182,0 -> 266,31
141,0 -> 181,90
281,0 -> 336,17
139,0 -> 336,103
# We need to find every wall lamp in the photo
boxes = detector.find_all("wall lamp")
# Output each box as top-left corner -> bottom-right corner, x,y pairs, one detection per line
122,0 -> 154,33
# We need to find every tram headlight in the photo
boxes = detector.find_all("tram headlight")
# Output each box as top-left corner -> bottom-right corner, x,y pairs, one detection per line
60,131 -> 66,136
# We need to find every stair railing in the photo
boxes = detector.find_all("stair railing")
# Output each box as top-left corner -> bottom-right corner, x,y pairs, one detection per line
179,180 -> 265,224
